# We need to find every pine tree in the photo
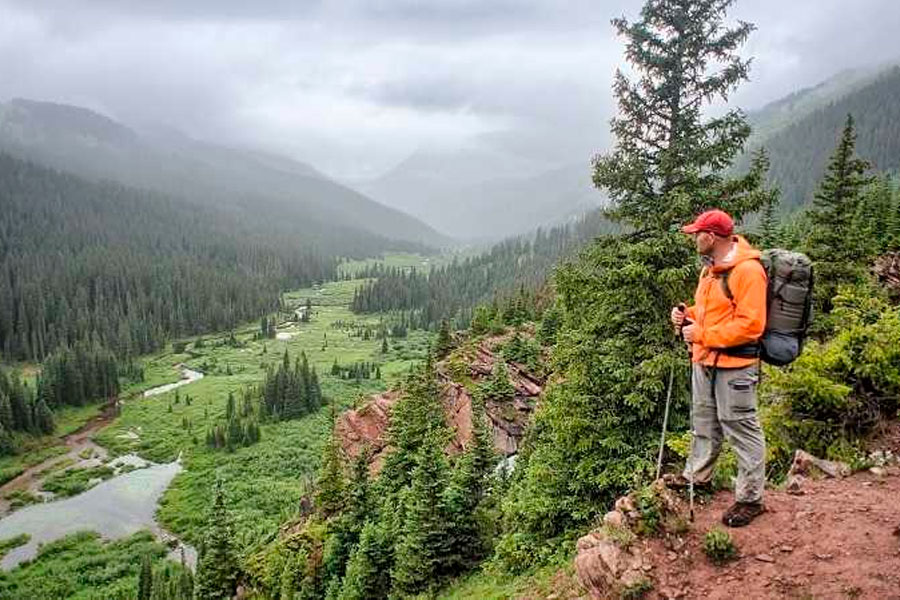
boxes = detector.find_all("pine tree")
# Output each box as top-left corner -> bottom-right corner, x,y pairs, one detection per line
0,422 -> 15,456
137,553 -> 153,600
504,0 -> 768,547
594,0 -> 764,231
805,114 -> 875,309
442,395 -> 495,575
316,423 -> 346,516
338,520 -> 392,600
481,361 -> 515,401
434,320 -> 452,359
193,479 -> 238,600
34,397 -> 55,434
379,360 -> 446,494
391,430 -> 451,595
381,337 -> 388,354
0,391 -> 13,431
856,175 -> 893,254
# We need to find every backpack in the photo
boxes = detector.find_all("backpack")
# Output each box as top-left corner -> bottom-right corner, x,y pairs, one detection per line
720,249 -> 814,366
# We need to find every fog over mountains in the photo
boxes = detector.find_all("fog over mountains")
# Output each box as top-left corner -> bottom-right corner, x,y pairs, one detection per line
0,98 -> 446,248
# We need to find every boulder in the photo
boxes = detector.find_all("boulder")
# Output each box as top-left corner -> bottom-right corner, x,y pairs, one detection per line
575,528 -> 650,599
788,449 -> 850,479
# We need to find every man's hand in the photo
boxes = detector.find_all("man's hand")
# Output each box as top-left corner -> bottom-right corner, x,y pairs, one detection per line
682,323 -> 697,343
670,306 -> 685,328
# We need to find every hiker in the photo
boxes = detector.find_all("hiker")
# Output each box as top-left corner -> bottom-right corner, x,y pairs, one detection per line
669,209 -> 768,527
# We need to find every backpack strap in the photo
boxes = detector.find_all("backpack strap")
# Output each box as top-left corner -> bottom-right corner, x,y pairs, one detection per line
718,270 -> 734,302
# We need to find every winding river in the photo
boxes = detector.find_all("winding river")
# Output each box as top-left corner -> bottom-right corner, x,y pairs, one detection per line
0,367 -> 204,570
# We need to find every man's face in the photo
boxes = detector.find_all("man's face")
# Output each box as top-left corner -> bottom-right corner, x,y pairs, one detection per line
694,231 -> 716,255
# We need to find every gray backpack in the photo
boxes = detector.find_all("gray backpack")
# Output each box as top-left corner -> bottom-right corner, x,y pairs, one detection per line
720,249 -> 814,366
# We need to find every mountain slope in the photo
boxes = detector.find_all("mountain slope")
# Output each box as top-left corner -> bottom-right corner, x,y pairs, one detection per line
0,98 -> 446,247
0,150 -> 424,361
741,65 -> 900,211
358,141 -> 602,241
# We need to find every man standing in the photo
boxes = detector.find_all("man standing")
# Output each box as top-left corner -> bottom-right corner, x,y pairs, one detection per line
669,209 -> 768,527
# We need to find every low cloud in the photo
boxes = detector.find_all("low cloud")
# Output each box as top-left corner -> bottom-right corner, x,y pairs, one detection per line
0,0 -> 897,178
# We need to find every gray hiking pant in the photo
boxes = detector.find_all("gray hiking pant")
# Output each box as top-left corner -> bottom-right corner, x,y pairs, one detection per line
683,363 -> 766,503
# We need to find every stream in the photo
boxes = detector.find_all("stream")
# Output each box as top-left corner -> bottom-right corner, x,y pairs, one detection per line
143,366 -> 204,397
0,367 -> 204,570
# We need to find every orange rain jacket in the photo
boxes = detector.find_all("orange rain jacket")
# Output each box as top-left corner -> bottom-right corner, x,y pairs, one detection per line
684,236 -> 767,368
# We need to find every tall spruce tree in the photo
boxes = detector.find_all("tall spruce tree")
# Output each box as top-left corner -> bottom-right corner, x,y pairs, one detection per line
338,520 -> 393,600
594,0 -> 766,230
501,0 -> 769,550
434,320 -> 452,359
137,554 -> 153,600
391,429 -> 451,595
316,420 -> 347,516
805,114 -> 875,309
378,358 -> 446,495
442,396 -> 496,574
193,479 -> 238,600
33,397 -> 55,434
759,188 -> 782,248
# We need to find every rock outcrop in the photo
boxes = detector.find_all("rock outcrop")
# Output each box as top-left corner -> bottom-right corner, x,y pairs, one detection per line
575,481 -> 684,599
336,337 -> 544,473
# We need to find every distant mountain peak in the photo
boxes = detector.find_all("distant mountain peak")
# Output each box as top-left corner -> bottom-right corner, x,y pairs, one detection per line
3,98 -> 138,145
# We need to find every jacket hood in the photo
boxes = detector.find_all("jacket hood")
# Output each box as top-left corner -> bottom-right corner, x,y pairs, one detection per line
710,235 -> 760,273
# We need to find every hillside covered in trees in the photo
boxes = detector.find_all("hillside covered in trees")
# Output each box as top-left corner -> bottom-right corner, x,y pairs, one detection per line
740,65 -> 900,212
0,98 -> 445,248
0,153 -> 423,362
349,209 -> 619,329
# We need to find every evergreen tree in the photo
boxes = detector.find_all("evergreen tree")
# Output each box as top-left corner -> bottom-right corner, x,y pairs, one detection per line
193,479 -> 238,600
225,392 -> 235,421
594,0 -> 764,231
805,114 -> 875,309
316,423 -> 347,516
391,430 -> 451,595
338,521 -> 393,600
0,391 -> 13,431
34,397 -> 55,434
502,0 -> 769,549
378,359 -> 446,494
381,337 -> 389,354
137,554 -> 153,600
434,320 -> 452,359
856,175 -> 894,254
442,395 -> 496,575
0,422 -> 15,456
759,187 -> 782,248
481,361 -> 515,401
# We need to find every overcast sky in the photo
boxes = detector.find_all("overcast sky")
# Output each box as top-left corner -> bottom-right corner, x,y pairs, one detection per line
1,0 -> 898,179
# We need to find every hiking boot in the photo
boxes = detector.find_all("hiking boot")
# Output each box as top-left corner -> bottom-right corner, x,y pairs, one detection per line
662,473 -> 711,492
722,501 -> 765,527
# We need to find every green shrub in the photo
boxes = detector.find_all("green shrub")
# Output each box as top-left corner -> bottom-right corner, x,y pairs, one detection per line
0,533 -> 30,559
703,528 -> 737,565
500,333 -> 543,376
633,485 -> 663,536
622,577 -> 653,599
600,523 -> 636,548
764,299 -> 900,472
41,465 -> 115,497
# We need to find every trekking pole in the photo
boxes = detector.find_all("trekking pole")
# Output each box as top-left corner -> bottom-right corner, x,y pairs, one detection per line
677,303 -> 696,523
655,360 -> 675,481
663,303 -> 694,523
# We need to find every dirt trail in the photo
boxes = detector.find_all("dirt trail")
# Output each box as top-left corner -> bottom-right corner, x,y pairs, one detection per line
645,467 -> 900,599
0,399 -> 119,515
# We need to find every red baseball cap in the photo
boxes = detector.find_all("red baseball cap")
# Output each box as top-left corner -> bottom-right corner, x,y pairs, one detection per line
682,209 -> 734,236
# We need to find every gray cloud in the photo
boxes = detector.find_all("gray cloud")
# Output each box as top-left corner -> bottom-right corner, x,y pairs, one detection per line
0,0 -> 898,178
